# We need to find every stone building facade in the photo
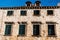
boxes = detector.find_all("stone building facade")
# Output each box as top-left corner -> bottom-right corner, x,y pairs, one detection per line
0,1 -> 60,40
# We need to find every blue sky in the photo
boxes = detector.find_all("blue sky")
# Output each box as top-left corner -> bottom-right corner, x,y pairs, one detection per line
0,0 -> 60,7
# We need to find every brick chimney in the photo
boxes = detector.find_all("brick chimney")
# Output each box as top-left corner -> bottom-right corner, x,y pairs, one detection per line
26,1 -> 32,7
35,0 -> 41,6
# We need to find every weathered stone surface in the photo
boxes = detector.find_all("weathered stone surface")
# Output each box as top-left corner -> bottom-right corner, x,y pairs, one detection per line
0,9 -> 60,40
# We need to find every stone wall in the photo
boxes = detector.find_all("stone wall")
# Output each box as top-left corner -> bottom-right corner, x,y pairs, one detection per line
0,9 -> 60,40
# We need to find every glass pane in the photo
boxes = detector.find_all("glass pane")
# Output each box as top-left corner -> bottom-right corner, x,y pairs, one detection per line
7,11 -> 13,16
48,25 -> 55,35
21,11 -> 26,15
5,25 -> 12,35
19,24 -> 25,35
33,25 -> 39,35
47,10 -> 53,15
34,10 -> 40,15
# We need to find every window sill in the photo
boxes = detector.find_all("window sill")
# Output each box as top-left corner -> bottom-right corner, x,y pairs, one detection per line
7,15 -> 14,16
4,35 -> 11,36
47,35 -> 57,37
33,15 -> 40,16
32,35 -> 41,37
17,35 -> 26,37
20,15 -> 27,16
47,14 -> 54,16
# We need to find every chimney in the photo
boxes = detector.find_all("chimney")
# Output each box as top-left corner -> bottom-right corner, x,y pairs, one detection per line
35,0 -> 41,6
26,1 -> 32,7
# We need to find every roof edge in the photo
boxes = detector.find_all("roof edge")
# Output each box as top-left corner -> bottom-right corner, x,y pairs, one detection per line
0,6 -> 60,9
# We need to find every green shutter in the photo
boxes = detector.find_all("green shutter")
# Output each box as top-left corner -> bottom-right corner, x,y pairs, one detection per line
19,24 -> 25,36
5,24 -> 12,35
48,25 -> 55,35
33,25 -> 39,35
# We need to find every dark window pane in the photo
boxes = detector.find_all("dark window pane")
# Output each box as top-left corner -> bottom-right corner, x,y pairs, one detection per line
48,25 -> 55,35
5,24 -> 12,35
34,10 -> 40,16
7,11 -> 13,16
33,25 -> 39,36
20,11 -> 27,16
19,24 -> 25,36
27,4 -> 30,6
47,10 -> 53,15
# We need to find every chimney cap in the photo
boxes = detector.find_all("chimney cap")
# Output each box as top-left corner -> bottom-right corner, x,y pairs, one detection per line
35,1 -> 41,3
26,1 -> 32,4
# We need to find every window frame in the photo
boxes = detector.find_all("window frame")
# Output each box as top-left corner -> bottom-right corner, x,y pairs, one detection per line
33,10 -> 40,16
33,24 -> 40,36
47,23 -> 56,37
4,24 -> 12,36
7,11 -> 14,16
32,22 -> 42,37
20,10 -> 27,16
47,10 -> 54,16
18,22 -> 27,36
